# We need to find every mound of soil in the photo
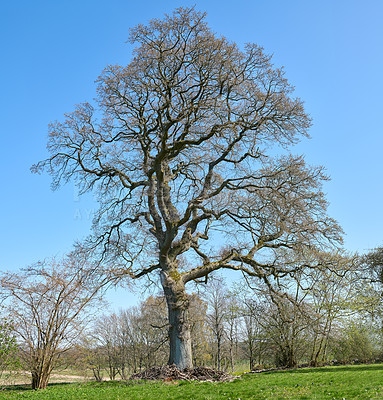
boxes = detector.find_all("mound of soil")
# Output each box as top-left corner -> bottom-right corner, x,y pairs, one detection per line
130,364 -> 233,382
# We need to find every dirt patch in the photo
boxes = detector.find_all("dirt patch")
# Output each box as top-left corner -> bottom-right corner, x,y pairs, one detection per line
130,364 -> 234,382
0,371 -> 89,386
50,373 -> 88,380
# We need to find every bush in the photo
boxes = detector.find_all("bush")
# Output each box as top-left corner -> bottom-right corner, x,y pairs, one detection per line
0,319 -> 19,379
331,323 -> 377,363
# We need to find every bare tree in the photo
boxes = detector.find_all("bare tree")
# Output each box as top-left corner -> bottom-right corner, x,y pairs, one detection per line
205,280 -> 227,370
92,313 -> 122,380
33,7 -> 342,368
267,294 -> 308,368
78,335 -> 105,382
224,292 -> 241,372
240,296 -> 267,370
188,294 -> 209,367
236,250 -> 363,368
304,251 -> 378,366
135,296 -> 169,369
0,255 -> 104,389
88,296 -> 169,378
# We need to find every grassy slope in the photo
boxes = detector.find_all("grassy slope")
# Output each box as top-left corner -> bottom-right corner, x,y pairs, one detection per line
1,364 -> 383,399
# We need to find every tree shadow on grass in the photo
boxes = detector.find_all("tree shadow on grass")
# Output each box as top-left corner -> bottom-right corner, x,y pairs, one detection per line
1,384 -> 31,392
1,380 -> 149,393
1,381 -> 78,392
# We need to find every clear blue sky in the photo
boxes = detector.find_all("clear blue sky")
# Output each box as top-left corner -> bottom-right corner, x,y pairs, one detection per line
1,0 -> 382,305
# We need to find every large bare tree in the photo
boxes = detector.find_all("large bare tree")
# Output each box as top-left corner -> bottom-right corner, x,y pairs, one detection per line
33,8 -> 342,369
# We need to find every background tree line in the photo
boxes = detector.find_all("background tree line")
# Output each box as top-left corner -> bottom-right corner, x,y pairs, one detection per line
1,247 -> 383,386
74,251 -> 383,381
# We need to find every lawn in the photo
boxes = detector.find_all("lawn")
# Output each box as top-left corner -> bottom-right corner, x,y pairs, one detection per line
1,364 -> 383,399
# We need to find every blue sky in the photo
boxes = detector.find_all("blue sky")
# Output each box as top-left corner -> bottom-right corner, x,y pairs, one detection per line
1,0 -> 383,306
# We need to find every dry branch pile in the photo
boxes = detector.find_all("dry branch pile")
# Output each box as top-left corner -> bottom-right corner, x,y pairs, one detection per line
130,365 -> 233,382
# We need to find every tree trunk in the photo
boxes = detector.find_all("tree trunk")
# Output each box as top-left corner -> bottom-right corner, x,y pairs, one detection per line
217,337 -> 222,370
161,270 -> 193,369
31,368 -> 50,390
249,344 -> 255,370
276,345 -> 297,368
92,367 -> 103,382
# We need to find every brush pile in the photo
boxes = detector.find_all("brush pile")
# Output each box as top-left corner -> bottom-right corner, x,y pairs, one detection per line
130,364 -> 233,382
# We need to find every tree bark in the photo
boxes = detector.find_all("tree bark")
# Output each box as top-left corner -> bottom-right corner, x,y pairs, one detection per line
217,336 -> 222,370
31,367 -> 51,390
249,343 -> 255,370
160,270 -> 193,369
276,345 -> 297,368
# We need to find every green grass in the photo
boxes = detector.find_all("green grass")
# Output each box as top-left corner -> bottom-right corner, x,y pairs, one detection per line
2,364 -> 383,399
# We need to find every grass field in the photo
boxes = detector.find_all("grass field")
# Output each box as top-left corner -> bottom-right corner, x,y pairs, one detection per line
1,364 -> 383,399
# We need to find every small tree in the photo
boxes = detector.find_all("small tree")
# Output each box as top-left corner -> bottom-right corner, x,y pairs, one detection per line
224,292 -> 241,372
331,321 -> 377,363
306,255 -> 362,366
205,279 -> 227,370
77,336 -> 105,382
239,296 -> 268,369
92,313 -> 122,380
89,296 -> 169,378
0,255 -> 104,389
188,294 -> 210,367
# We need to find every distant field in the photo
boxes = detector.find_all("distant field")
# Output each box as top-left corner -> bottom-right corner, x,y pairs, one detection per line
1,364 -> 383,399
